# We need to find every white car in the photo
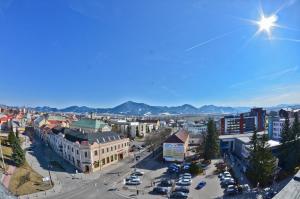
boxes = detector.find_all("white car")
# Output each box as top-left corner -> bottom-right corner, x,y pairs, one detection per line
126,179 -> 141,185
177,179 -> 192,186
179,176 -> 192,181
126,175 -> 140,182
180,174 -> 192,178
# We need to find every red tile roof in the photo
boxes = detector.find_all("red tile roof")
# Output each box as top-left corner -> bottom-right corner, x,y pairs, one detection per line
164,129 -> 189,144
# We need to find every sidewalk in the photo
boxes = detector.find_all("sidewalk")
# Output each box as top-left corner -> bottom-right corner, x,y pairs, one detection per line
18,134 -> 62,199
1,165 -> 16,189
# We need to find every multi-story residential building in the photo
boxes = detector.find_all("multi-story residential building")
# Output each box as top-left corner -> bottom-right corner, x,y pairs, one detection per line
46,128 -> 130,173
220,108 -> 266,135
268,108 -> 298,140
183,121 -> 207,134
70,118 -> 111,133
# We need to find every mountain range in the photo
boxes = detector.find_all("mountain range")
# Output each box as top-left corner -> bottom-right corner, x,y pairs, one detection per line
34,101 -> 251,115
4,101 -> 300,115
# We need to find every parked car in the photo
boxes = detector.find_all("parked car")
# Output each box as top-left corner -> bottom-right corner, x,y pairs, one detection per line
132,170 -> 144,176
195,181 -> 206,189
177,179 -> 191,186
239,184 -> 250,193
174,186 -> 189,193
220,177 -> 233,183
152,187 -> 169,195
125,175 -> 140,182
263,187 -> 277,199
135,155 -> 141,161
226,185 -> 238,195
160,179 -> 172,187
181,173 -> 192,177
294,174 -> 300,182
221,178 -> 235,187
168,167 -> 180,173
170,191 -> 188,198
126,179 -> 141,185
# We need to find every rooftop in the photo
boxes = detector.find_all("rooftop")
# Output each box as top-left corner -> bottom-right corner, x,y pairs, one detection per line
71,118 -> 106,130
219,131 -> 267,140
164,129 -> 189,144
64,129 -> 122,144
273,170 -> 300,199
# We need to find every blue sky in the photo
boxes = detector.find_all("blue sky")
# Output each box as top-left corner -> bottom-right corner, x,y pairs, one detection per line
0,0 -> 299,108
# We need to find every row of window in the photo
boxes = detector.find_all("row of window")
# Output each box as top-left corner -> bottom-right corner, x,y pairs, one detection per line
93,154 -> 118,168
94,142 -> 129,156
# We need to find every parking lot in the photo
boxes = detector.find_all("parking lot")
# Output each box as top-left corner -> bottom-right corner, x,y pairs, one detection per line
114,159 -> 225,198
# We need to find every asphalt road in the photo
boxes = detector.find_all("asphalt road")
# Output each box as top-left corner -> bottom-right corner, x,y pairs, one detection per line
43,145 -> 150,199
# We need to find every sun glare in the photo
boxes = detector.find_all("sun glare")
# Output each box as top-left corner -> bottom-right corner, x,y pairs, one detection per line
257,14 -> 278,36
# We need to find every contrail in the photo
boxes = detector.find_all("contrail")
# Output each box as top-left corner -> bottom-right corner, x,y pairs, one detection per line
185,29 -> 238,52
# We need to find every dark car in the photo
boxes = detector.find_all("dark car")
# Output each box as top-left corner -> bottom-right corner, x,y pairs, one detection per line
170,191 -> 188,198
135,155 -> 141,161
152,187 -> 168,195
174,186 -> 189,193
160,179 -> 172,187
195,181 -> 206,190
294,175 -> 300,182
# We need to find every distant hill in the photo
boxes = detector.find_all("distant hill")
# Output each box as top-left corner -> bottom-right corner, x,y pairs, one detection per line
31,101 -> 251,115
3,101 -> 299,115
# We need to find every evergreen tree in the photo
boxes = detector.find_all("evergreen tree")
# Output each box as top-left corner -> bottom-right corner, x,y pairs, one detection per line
292,112 -> 300,169
12,141 -> 25,166
279,114 -> 298,171
203,119 -> 219,160
9,131 -> 25,167
8,131 -> 16,146
248,133 -> 277,187
292,112 -> 300,138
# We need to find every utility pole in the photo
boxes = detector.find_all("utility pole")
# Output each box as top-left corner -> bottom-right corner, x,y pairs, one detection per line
48,164 -> 53,186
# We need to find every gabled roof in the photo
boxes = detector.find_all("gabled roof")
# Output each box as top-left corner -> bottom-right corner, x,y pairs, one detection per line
164,129 -> 189,144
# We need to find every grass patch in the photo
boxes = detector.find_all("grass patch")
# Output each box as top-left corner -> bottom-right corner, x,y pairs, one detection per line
0,136 -> 52,196
9,161 -> 53,196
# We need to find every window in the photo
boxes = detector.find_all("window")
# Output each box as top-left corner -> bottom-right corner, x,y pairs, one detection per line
111,146 -> 113,151
102,158 -> 105,165
118,144 -> 120,149
107,157 -> 110,163
94,150 -> 98,156
84,152 -> 88,158
102,149 -> 104,154
114,154 -> 117,160
122,144 -> 123,148
72,148 -> 74,152
107,148 -> 109,152
76,150 -> 79,155
111,155 -> 113,162
115,146 -> 117,150
93,161 -> 99,168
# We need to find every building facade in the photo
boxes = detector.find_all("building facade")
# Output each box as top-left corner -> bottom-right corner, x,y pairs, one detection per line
220,108 -> 266,135
163,129 -> 189,162
45,128 -> 129,173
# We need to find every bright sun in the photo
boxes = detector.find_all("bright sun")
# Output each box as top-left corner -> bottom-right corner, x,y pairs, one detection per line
257,15 -> 278,36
